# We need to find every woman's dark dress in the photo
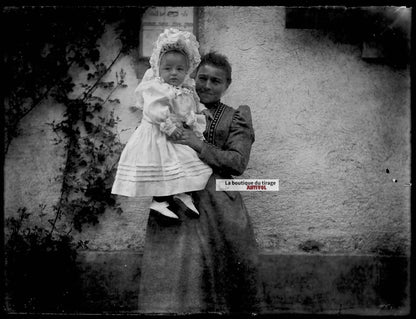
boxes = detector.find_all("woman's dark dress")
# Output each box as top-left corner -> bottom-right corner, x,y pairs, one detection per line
138,102 -> 262,313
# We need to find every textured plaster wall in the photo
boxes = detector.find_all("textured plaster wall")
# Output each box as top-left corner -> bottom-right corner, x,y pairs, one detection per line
197,7 -> 410,255
67,25 -> 150,250
5,8 -> 410,256
4,100 -> 66,228
4,25 -> 148,250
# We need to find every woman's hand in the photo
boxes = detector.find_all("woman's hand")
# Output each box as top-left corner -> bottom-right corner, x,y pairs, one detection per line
170,127 -> 184,140
170,127 -> 203,153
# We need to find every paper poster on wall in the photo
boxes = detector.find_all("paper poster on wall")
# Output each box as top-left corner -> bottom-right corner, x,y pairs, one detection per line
141,7 -> 196,57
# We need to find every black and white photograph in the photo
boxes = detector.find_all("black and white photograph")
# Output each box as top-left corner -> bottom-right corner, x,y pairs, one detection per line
3,4 -> 412,317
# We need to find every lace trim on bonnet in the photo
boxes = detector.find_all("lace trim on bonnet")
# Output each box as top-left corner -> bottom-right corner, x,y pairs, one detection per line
135,28 -> 201,110
144,28 -> 201,84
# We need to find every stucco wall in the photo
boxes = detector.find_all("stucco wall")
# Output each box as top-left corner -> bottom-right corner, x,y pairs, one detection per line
197,6 -> 410,255
4,24 -> 148,250
4,100 -> 66,228
5,7 -> 410,256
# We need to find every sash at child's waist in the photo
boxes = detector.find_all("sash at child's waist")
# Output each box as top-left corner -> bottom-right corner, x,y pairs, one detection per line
141,115 -> 185,126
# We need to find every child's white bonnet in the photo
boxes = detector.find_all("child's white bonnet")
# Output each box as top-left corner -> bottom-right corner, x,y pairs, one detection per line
149,28 -> 201,78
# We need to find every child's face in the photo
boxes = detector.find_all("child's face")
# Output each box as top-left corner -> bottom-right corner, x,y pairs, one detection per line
159,52 -> 188,86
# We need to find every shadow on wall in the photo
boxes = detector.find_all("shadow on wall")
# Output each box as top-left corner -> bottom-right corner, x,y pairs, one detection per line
285,6 -> 411,68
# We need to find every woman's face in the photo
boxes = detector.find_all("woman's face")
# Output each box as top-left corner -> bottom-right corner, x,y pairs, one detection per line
195,64 -> 229,104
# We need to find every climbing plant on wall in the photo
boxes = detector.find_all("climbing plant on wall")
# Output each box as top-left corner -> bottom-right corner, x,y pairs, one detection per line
4,6 -> 147,312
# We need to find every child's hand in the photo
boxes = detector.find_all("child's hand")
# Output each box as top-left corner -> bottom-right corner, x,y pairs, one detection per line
185,113 -> 196,126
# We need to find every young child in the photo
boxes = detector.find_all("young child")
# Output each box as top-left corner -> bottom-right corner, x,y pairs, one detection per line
111,28 -> 212,219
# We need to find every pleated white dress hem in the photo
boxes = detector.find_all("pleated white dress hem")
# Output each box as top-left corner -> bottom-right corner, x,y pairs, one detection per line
112,112 -> 212,197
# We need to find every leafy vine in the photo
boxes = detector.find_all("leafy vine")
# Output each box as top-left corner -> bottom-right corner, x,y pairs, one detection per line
4,6 -> 147,311
47,60 -> 128,234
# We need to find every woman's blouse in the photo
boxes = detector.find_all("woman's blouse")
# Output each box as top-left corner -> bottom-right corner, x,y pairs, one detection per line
198,101 -> 255,177
135,77 -> 205,134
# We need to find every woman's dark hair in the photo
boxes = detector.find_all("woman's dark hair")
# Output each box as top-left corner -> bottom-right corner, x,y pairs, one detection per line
196,51 -> 232,85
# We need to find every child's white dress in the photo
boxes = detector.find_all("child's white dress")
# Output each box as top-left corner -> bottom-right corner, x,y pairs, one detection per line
111,77 -> 212,197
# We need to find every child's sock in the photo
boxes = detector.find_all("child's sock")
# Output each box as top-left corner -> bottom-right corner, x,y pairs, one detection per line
149,200 -> 179,219
173,193 -> 199,216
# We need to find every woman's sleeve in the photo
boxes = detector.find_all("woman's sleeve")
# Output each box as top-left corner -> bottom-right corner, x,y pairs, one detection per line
198,105 -> 255,176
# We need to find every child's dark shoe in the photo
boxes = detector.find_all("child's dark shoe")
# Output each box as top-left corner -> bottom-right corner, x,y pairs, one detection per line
173,193 -> 199,217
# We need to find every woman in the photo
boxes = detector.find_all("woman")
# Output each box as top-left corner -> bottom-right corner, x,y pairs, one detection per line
138,52 -> 262,314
